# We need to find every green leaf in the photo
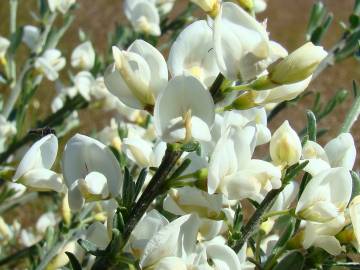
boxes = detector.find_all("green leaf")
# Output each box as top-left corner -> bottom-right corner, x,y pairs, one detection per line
113,209 -> 125,233
233,203 -> 243,232
8,27 -> 23,55
122,167 -> 136,208
306,110 -> 317,141
341,81 -> 360,133
77,239 -> 106,256
65,252 -> 82,270
109,229 -> 123,254
134,168 -> 147,201
273,251 -> 305,270
311,13 -> 333,44
273,219 -> 295,252
351,171 -> 360,200
306,2 -> 325,39
181,141 -> 200,152
169,158 -> 191,180
283,161 -> 309,183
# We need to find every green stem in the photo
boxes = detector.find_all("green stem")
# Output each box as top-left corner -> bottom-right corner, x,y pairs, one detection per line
121,147 -> 183,243
0,192 -> 38,214
0,95 -> 88,164
232,188 -> 284,253
8,0 -> 18,81
0,244 -> 38,267
341,82 -> 360,133
268,25 -> 360,123
263,245 -> 287,270
2,12 -> 57,118
209,73 -> 226,103
262,208 -> 294,220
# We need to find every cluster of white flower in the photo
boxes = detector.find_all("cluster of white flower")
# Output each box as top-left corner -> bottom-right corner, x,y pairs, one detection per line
1,0 -> 359,269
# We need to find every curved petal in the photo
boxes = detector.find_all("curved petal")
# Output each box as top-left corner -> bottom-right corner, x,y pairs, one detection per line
62,134 -> 122,198
21,169 -> 63,193
168,20 -> 219,87
154,75 -> 215,142
206,244 -> 241,270
214,2 -> 269,80
129,39 -> 168,97
324,133 -> 356,170
14,134 -> 58,181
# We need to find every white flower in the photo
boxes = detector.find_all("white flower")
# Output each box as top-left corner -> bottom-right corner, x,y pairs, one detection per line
168,20 -> 219,87
139,215 -> 197,267
154,75 -> 215,143
62,134 -> 122,211
270,181 -> 299,212
208,126 -> 281,201
302,215 -> 346,255
350,195 -> 360,250
123,138 -> 166,168
22,25 -> 40,50
36,212 -> 57,234
231,107 -> 271,145
127,209 -> 169,258
97,118 -> 122,151
270,120 -> 302,167
164,186 -> 226,219
324,133 -> 356,170
252,76 -> 312,105
0,36 -> 10,63
71,41 -> 95,70
302,133 -> 356,175
155,0 -> 176,14
13,134 -> 63,192
48,0 -> 76,14
296,167 -> 352,223
206,244 -> 242,269
68,71 -> 95,101
269,42 -> 327,85
105,40 -> 168,109
253,0 -> 267,13
85,222 -> 111,250
124,0 -> 161,36
47,241 -> 84,269
0,115 -> 16,152
213,2 -> 270,81
34,49 -> 66,81
190,0 -> 220,17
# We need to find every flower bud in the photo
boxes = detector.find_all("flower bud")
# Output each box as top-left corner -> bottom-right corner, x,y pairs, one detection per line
191,0 -> 220,17
270,120 -> 302,166
0,36 -> 10,66
61,193 -> 71,226
350,195 -> 360,248
268,42 -> 327,85
236,0 -> 254,12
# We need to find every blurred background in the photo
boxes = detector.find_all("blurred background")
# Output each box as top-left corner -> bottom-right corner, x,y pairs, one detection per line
0,0 -> 359,161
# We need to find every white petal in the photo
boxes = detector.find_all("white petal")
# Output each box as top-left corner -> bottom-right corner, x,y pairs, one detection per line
14,134 -> 58,181
168,20 -> 219,87
129,39 -> 168,97
86,222 -> 110,250
324,133 -> 356,170
206,244 -> 241,270
21,168 -> 63,193
154,75 -> 215,143
62,134 -> 122,198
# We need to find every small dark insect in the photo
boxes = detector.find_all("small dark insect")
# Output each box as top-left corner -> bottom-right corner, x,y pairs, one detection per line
208,48 -> 214,53
28,127 -> 56,137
